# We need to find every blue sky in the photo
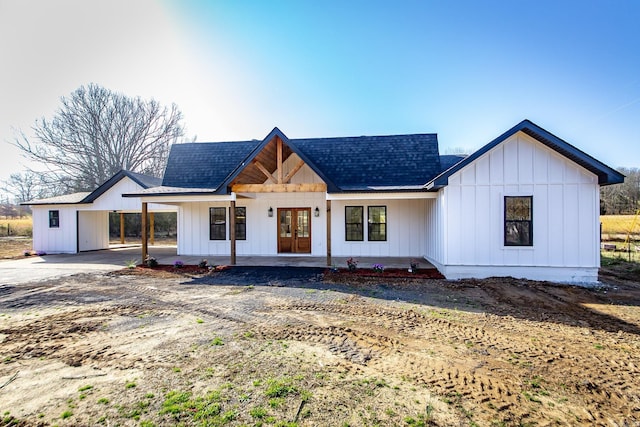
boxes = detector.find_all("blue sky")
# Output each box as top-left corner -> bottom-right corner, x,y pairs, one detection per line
0,0 -> 638,189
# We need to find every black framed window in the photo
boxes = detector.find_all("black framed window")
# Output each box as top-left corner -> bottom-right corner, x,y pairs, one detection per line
345,206 -> 363,241
49,210 -> 59,228
504,196 -> 533,246
368,206 -> 387,241
209,207 -> 226,240
231,206 -> 246,240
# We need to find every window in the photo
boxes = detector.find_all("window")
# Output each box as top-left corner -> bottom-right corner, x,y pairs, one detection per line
368,206 -> 387,241
345,206 -> 363,241
231,206 -> 246,240
504,196 -> 533,246
209,207 -> 226,240
49,210 -> 59,228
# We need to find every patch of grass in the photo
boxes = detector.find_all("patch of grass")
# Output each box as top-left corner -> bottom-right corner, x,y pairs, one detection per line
125,381 -> 137,389
97,397 -> 109,404
196,318 -> 204,324
61,410 -> 73,419
265,377 -> 298,398
250,406 -> 267,419
269,397 -> 285,408
160,389 -> 227,422
78,384 -> 93,392
211,337 -> 224,346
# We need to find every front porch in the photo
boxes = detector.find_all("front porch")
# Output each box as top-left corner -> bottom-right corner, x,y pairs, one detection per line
117,245 -> 435,269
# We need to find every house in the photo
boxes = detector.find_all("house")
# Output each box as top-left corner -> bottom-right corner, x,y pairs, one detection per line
25,170 -> 176,254
26,120 -> 624,283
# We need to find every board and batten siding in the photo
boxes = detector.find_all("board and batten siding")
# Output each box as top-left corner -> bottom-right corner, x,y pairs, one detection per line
330,198 -> 428,257
177,192 -> 327,257
87,176 -> 176,213
32,205 -> 82,254
434,131 -> 600,282
424,195 -> 444,263
78,210 -> 109,251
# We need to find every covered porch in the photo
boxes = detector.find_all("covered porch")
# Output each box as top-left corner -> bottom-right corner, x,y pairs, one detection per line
115,245 -> 435,269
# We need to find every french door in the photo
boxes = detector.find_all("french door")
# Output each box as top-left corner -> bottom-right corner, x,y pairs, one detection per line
277,208 -> 311,253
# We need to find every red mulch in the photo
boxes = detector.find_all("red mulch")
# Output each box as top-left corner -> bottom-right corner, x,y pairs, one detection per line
326,268 -> 444,279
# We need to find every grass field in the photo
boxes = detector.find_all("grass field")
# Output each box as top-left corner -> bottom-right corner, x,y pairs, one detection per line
0,217 -> 32,237
600,214 -> 640,238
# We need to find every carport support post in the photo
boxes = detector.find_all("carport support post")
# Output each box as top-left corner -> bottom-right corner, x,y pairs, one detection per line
149,213 -> 155,246
141,202 -> 148,262
326,200 -> 332,266
230,200 -> 236,265
119,212 -> 125,244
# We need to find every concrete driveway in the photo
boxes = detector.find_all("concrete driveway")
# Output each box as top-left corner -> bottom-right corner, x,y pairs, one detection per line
0,247 -> 144,285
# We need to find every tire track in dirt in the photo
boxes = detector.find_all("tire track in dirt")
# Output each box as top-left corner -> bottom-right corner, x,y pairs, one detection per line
265,297 -> 640,425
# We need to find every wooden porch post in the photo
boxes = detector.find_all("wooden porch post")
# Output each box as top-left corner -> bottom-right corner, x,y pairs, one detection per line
141,202 -> 148,262
326,200 -> 332,266
230,201 -> 236,265
149,212 -> 155,246
119,212 -> 125,244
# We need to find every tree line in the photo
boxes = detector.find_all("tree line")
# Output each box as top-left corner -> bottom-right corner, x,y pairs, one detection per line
601,167 -> 640,215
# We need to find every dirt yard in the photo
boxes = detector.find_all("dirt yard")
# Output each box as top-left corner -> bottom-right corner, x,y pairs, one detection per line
1,266 -> 640,426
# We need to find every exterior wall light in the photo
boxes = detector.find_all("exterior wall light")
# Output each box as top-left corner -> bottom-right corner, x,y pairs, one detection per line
268,207 -> 273,217
314,206 -> 320,217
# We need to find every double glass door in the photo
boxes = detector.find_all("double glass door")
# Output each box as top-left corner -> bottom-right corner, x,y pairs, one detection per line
277,208 -> 311,253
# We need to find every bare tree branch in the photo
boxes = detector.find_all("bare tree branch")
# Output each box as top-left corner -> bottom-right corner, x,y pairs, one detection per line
13,84 -> 184,192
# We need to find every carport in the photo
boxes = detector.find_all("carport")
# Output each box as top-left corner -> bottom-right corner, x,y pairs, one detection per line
23,170 -> 177,254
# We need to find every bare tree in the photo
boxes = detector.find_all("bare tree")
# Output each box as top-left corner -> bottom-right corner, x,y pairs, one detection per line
601,167 -> 639,214
14,84 -> 184,192
1,171 -> 51,203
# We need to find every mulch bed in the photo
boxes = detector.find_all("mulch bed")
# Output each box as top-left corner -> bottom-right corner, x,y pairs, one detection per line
113,264 -> 445,283
324,268 -> 444,280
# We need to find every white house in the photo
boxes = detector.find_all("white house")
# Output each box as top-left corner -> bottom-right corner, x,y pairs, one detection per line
27,120 -> 624,283
25,170 -> 176,254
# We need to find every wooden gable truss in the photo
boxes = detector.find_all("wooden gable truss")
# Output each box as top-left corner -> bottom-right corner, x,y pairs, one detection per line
230,135 -> 327,193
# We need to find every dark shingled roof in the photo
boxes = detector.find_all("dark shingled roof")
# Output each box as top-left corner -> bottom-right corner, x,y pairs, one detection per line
162,132 -> 442,193
162,141 -> 259,189
291,134 -> 441,191
439,154 -> 467,171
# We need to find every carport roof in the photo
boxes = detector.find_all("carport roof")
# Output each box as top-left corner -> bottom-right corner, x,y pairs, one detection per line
22,170 -> 161,206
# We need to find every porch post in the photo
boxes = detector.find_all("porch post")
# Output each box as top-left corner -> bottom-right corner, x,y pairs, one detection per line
326,200 -> 332,266
230,200 -> 236,265
119,212 -> 125,244
149,212 -> 155,246
141,202 -> 148,262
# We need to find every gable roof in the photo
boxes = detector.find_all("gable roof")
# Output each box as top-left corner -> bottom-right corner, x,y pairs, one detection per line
22,170 -> 161,205
217,127 -> 342,193
291,133 -> 441,191
162,140 -> 259,191
82,170 -> 162,203
160,128 -> 442,194
425,119 -> 625,189
23,192 -> 92,205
